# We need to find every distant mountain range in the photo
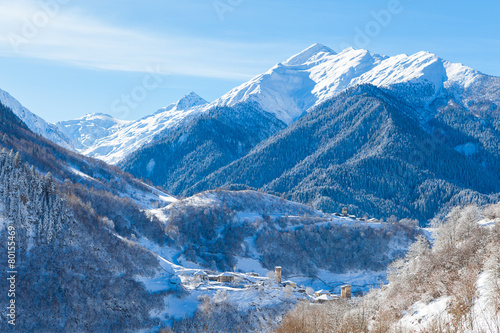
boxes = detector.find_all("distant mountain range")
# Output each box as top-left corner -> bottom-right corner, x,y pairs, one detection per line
56,91 -> 208,164
55,44 -> 499,165
7,43 -> 500,221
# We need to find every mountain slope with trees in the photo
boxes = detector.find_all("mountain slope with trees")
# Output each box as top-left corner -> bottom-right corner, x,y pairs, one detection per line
276,204 -> 500,333
0,101 -> 182,332
187,85 -> 500,223
120,102 -> 286,195
0,99 -> 422,332
116,45 -> 500,223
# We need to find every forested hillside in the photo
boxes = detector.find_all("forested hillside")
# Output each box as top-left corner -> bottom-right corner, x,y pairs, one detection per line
276,203 -> 500,332
0,149 -> 180,332
188,85 -> 500,223
0,101 -> 175,243
0,99 -> 422,332
161,189 -> 420,278
120,102 -> 286,195
0,101 -> 184,332
111,45 -> 500,225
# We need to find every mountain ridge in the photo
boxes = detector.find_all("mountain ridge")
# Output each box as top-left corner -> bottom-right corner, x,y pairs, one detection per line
59,44 -> 500,165
58,91 -> 210,164
0,88 -> 74,149
123,84 -> 500,222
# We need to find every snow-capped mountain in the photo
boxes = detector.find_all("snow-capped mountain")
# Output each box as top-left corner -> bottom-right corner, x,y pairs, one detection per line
60,92 -> 208,164
0,97 -> 419,331
56,113 -> 131,150
155,91 -> 208,114
0,88 -> 74,149
213,43 -> 500,124
59,44 -> 500,166
118,45 -> 500,222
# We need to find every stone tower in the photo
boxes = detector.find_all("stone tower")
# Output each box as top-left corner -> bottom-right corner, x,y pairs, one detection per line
341,285 -> 351,299
275,266 -> 282,284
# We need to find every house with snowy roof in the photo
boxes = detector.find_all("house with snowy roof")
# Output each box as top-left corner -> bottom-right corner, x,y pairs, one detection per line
314,289 -> 331,297
194,271 -> 208,280
218,272 -> 235,283
316,294 -> 338,303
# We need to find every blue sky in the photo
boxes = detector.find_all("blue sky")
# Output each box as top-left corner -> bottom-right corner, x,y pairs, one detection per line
0,0 -> 499,122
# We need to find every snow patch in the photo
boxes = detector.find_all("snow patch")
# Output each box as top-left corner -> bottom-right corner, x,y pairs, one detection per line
398,297 -> 451,331
454,142 -> 478,156
147,159 -> 156,175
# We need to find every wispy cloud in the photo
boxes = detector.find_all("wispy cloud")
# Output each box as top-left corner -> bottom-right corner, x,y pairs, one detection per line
0,0 -> 280,80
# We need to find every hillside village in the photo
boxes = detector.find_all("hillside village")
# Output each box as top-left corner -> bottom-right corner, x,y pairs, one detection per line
177,265 -> 352,303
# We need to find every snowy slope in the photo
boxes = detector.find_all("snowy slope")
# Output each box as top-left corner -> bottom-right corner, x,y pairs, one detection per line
155,91 -> 208,114
129,189 -> 419,330
396,222 -> 500,332
214,44 -> 500,124
56,113 -> 131,150
61,44 -> 500,164
64,92 -> 208,164
0,88 -> 74,149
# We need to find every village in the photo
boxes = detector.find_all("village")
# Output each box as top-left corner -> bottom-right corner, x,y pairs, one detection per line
177,265 -> 352,304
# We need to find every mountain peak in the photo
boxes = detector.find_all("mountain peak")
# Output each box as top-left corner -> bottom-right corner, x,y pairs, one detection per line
180,91 -> 207,106
158,91 -> 208,114
283,43 -> 336,66
77,112 -> 117,120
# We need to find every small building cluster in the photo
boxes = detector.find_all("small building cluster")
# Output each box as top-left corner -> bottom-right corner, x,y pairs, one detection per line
312,285 -> 351,303
181,266 -> 353,304
334,207 -> 379,223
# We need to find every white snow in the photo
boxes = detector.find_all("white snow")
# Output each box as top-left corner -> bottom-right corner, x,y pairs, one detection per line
473,270 -> 500,332
444,61 -> 480,89
212,45 -> 493,126
398,297 -> 451,331
235,257 -> 269,276
454,142 -> 478,156
53,44 -> 499,165
146,159 -> 156,175
56,113 -> 131,151
121,182 -> 178,209
68,167 -> 95,180
397,270 -> 500,332
58,92 -> 209,164
82,97 -> 208,164
0,88 -> 74,149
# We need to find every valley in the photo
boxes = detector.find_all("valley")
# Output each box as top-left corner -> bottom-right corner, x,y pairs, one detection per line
0,42 -> 499,332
